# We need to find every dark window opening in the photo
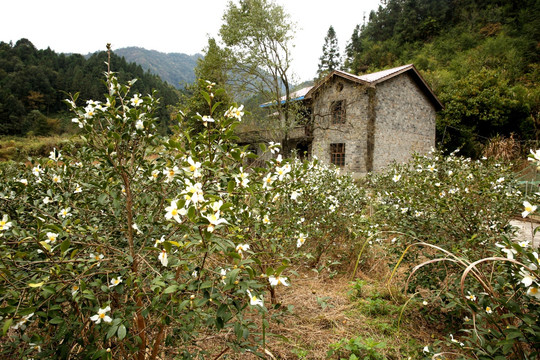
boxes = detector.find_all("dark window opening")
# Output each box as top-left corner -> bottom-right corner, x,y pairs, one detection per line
330,143 -> 345,167
331,100 -> 346,124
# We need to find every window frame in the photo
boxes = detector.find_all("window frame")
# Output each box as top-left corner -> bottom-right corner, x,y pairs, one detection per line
330,143 -> 346,167
331,100 -> 346,124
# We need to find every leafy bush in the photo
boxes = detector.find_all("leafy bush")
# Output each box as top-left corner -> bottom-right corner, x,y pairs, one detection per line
369,149 -> 520,259
0,63 -> 304,358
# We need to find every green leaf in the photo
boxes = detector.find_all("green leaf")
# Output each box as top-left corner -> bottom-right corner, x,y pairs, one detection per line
49,317 -> 64,325
117,324 -> 127,340
211,101 -> 222,114
97,194 -> 108,205
163,285 -> 178,294
227,180 -> 235,193
187,206 -> 196,222
106,325 -> 118,340
60,239 -> 70,254
201,91 -> 211,106
2,319 -> 13,335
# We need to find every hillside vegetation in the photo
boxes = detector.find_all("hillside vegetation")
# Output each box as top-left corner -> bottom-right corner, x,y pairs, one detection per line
0,39 -> 181,136
114,47 -> 201,89
343,0 -> 539,156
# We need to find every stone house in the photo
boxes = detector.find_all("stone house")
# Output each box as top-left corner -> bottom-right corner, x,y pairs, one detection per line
246,64 -> 442,175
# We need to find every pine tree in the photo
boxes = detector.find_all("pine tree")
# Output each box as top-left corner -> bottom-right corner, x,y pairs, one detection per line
317,26 -> 341,79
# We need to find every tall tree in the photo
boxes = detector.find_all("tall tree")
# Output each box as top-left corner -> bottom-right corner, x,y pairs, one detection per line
219,0 -> 297,150
317,25 -> 341,79
179,38 -> 233,132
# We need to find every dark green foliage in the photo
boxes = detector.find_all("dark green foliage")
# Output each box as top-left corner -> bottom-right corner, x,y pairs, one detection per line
317,26 -> 341,79
0,39 -> 181,136
344,0 -> 539,157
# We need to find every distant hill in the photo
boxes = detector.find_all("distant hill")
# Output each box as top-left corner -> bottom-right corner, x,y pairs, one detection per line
113,47 -> 201,89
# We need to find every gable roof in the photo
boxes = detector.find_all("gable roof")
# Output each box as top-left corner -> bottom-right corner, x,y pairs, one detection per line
260,86 -> 314,108
306,64 -> 443,110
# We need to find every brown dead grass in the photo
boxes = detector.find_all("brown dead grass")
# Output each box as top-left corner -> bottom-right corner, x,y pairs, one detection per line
195,263 -> 440,360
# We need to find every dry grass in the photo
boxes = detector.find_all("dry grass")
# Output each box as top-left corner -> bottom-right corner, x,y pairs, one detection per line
193,259 -> 441,360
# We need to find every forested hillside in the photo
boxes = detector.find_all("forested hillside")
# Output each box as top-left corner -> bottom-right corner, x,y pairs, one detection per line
114,47 -> 201,88
343,0 -> 539,156
0,39 -> 180,136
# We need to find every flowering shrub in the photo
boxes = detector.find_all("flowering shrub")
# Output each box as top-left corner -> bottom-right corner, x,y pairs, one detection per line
369,149 -> 520,258
0,60 -> 314,358
386,151 -> 540,359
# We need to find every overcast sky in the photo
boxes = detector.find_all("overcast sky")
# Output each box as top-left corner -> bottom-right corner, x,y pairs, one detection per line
1,0 -> 381,82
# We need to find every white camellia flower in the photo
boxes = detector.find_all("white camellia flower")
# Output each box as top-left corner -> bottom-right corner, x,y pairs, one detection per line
49,148 -> 61,161
262,173 -> 276,189
197,113 -> 215,127
268,275 -> 290,287
90,306 -> 112,324
235,169 -> 250,188
165,200 -> 186,223
262,214 -> 270,224
163,166 -> 180,183
130,94 -> 142,107
32,165 -> 43,177
109,277 -> 122,288
236,243 -> 250,257
520,270 -> 535,287
154,235 -> 165,248
74,184 -> 82,193
45,232 -> 58,244
12,313 -> 34,330
90,253 -> 104,262
149,169 -> 160,181
224,105 -> 244,120
52,174 -> 62,183
290,189 -> 301,201
184,157 -> 202,178
275,164 -> 290,181
246,289 -> 263,307
0,215 -> 12,231
132,223 -> 143,235
527,286 -> 540,299
392,174 -> 401,182
58,208 -> 72,219
135,120 -> 144,130
495,243 -> 517,259
158,249 -> 168,267
522,201 -> 537,218
297,233 -> 307,248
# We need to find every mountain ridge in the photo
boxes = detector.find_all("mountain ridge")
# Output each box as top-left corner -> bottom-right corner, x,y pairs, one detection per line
111,47 -> 202,89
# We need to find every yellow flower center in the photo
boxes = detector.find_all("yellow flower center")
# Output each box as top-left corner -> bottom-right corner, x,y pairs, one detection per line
169,170 -> 175,176
172,209 -> 178,216
190,165 -> 196,172
99,313 -> 105,319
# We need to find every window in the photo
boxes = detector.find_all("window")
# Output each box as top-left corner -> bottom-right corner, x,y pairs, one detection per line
330,143 -> 345,167
331,100 -> 346,124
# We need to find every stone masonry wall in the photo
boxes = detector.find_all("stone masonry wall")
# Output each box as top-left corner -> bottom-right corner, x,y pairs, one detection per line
310,78 -> 369,173
372,73 -> 436,172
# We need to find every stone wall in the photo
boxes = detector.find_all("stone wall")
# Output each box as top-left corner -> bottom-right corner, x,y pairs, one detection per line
310,77 -> 370,173
371,73 -> 436,172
